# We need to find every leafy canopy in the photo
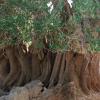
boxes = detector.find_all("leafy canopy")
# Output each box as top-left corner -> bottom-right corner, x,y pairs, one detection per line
0,0 -> 100,52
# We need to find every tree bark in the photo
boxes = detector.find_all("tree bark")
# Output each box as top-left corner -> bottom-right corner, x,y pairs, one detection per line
15,45 -> 32,86
3,47 -> 21,89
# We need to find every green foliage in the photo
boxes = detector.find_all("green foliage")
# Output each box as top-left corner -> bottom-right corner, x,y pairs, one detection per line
0,0 -> 99,52
0,0 -> 66,50
0,2 -> 32,46
73,0 -> 100,21
85,29 -> 100,52
72,0 -> 100,52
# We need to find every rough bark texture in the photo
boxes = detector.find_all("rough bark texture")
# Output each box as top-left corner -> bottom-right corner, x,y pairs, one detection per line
0,44 -> 99,100
3,47 -> 21,89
